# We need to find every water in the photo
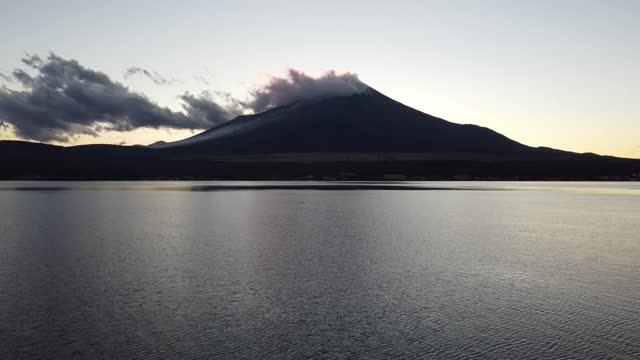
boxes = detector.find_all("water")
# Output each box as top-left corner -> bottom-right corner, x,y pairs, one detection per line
1,181 -> 639,359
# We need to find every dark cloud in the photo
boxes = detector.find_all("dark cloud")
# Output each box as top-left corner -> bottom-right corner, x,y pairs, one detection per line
0,53 -> 238,142
21,54 -> 44,68
11,69 -> 34,87
0,53 -> 369,143
124,67 -> 173,85
247,69 -> 368,113
180,91 -> 242,127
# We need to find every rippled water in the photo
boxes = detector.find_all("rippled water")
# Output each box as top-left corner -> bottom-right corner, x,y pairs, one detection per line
1,181 -> 639,359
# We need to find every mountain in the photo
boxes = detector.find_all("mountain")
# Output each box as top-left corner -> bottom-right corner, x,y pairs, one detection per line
153,88 -> 529,155
1,87 -> 638,180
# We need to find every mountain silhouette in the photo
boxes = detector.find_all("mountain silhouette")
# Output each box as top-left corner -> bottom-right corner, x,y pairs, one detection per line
154,88 -> 530,155
1,87 -> 638,180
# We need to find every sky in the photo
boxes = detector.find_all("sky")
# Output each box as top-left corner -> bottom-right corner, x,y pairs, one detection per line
0,0 -> 638,158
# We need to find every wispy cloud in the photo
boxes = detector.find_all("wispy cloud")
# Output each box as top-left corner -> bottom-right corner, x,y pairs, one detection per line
124,67 -> 175,85
194,75 -> 211,85
0,72 -> 12,83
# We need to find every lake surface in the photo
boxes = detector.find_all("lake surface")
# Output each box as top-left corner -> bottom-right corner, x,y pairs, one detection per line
1,181 -> 639,359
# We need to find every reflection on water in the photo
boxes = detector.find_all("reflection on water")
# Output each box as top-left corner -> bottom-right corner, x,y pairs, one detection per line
1,181 -> 639,194
0,182 -> 639,359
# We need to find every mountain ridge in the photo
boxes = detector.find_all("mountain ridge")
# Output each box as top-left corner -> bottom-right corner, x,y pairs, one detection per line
153,88 -> 534,155
1,88 -> 638,180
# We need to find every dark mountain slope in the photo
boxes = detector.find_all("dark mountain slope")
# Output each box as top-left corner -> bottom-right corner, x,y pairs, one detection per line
161,88 -> 529,155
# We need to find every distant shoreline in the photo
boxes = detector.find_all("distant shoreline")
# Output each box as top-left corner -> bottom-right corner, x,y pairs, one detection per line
2,141 -> 639,181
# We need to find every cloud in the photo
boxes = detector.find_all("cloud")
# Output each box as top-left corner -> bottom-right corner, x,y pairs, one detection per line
179,91 -> 243,127
247,69 -> 368,113
21,54 -> 44,68
124,67 -> 173,85
0,53 -> 238,142
11,69 -> 34,87
194,75 -> 211,85
0,72 -> 12,83
0,53 -> 369,143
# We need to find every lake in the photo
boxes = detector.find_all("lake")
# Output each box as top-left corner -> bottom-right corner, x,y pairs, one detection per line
1,181 -> 639,359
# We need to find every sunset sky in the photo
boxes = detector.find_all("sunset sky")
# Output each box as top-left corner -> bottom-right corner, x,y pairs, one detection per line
1,0 -> 638,158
